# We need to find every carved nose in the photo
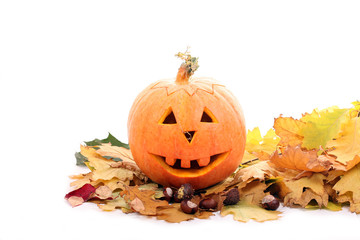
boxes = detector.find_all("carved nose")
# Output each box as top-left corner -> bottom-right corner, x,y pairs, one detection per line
183,131 -> 196,143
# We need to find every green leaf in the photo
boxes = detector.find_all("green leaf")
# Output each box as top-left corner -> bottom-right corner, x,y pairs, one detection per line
85,133 -> 129,149
75,152 -> 88,166
300,107 -> 348,149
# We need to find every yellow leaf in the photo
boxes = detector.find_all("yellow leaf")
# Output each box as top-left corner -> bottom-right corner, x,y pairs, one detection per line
234,161 -> 277,182
300,107 -> 348,149
333,163 -> 360,203
242,127 -> 279,163
327,118 -> 360,168
97,196 -> 130,212
220,200 -> 281,222
274,116 -> 305,147
80,146 -> 135,181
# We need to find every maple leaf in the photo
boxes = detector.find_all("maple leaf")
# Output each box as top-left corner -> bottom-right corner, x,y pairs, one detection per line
327,117 -> 360,169
300,107 -> 348,149
274,116 -> 305,147
242,128 -> 279,163
122,186 -> 169,216
270,145 -> 329,172
220,200 -> 281,222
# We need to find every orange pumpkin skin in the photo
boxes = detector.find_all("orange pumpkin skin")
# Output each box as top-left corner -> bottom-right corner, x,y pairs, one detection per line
128,71 -> 246,190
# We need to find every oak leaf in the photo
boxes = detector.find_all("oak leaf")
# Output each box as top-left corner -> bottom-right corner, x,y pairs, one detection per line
282,173 -> 328,207
156,204 -> 214,223
97,195 -> 131,212
80,146 -> 135,181
333,163 -> 360,213
220,200 -> 281,222
122,186 -> 169,216
239,180 -> 268,206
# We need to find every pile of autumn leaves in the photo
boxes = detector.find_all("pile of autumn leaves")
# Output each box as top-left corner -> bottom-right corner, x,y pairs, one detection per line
66,101 -> 360,222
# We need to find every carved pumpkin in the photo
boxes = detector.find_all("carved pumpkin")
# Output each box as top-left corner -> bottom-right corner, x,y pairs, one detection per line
128,52 -> 246,189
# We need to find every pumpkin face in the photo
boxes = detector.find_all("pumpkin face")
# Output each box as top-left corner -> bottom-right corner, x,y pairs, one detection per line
128,77 -> 246,189
128,54 -> 246,189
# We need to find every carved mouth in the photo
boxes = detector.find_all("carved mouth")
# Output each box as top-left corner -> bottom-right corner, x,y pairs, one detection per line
150,151 -> 230,175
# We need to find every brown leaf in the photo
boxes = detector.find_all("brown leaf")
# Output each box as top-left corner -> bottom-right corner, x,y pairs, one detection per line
122,186 -> 169,216
156,204 -> 214,223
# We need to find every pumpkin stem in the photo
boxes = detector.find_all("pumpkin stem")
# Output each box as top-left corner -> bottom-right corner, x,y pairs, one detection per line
175,47 -> 199,84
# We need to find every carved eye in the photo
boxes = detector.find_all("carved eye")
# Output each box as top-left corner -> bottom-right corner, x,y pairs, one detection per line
201,107 -> 218,123
159,108 -> 177,124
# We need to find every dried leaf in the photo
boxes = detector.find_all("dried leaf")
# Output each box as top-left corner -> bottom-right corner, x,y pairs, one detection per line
95,186 -> 113,199
300,107 -> 348,149
235,160 -> 277,182
122,186 -> 169,216
65,183 -> 96,203
239,181 -> 268,206
274,116 -> 305,147
327,117 -> 360,169
333,163 -> 360,213
220,200 -> 281,222
68,196 -> 85,207
282,173 -> 327,207
270,145 -> 328,172
97,195 -> 131,212
156,204 -> 213,223
242,128 -> 279,163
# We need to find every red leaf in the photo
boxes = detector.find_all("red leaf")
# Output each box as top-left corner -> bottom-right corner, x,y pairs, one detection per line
65,183 -> 96,202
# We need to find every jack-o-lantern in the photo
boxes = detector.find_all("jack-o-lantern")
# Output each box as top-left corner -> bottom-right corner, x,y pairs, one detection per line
128,51 -> 246,189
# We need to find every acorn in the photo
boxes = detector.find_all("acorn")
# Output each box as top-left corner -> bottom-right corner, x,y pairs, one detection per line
174,183 -> 194,202
180,199 -> 198,214
163,187 -> 173,202
199,198 -> 217,210
223,188 -> 240,205
261,195 -> 279,211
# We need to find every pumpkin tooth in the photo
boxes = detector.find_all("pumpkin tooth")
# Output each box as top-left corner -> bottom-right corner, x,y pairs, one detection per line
180,159 -> 191,168
165,157 -> 176,166
197,157 -> 210,167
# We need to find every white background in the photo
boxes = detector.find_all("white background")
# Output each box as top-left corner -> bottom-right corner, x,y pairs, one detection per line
1,1 -> 360,239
